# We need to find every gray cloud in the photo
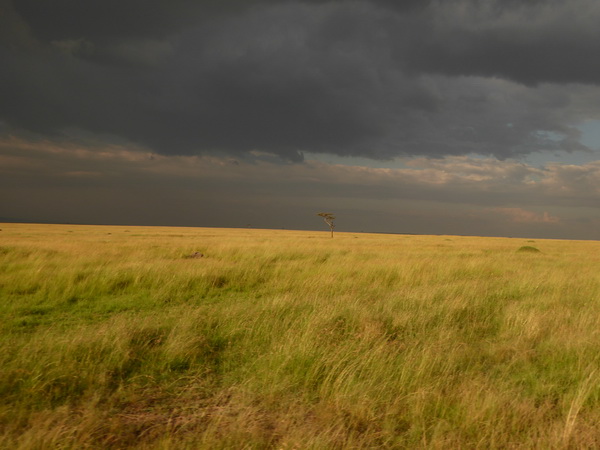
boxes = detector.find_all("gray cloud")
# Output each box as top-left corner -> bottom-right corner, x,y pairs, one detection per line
2,0 -> 600,161
2,136 -> 599,238
401,0 -> 600,85
11,0 -> 256,41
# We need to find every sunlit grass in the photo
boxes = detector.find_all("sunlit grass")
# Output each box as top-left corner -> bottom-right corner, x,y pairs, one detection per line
2,223 -> 600,448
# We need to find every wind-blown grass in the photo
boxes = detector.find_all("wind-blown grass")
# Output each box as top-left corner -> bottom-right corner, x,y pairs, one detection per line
2,223 -> 600,448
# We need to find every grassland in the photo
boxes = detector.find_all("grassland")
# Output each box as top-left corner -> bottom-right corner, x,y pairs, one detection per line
2,223 -> 600,448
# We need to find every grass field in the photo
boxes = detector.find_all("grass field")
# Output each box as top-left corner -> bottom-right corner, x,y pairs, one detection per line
2,223 -> 600,448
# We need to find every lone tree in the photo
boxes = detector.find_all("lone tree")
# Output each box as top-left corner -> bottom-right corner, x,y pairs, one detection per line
317,212 -> 336,238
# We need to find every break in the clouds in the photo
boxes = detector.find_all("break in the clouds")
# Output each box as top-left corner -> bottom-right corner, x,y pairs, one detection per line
3,0 -> 600,161
2,136 -> 599,238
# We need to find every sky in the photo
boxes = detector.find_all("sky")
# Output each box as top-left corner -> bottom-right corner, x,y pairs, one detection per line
1,0 -> 600,239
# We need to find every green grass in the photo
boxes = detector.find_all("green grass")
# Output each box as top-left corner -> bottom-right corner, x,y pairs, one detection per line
517,245 -> 542,253
2,224 -> 600,448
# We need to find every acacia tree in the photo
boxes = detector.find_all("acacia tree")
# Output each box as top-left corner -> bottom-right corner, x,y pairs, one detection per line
317,212 -> 335,238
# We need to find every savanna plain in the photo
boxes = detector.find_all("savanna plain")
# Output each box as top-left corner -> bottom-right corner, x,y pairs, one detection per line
2,223 -> 600,449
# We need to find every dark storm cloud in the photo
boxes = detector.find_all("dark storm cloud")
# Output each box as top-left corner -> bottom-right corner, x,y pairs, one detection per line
11,0 -> 261,41
2,0 -> 600,161
11,0 -> 429,43
400,0 -> 600,85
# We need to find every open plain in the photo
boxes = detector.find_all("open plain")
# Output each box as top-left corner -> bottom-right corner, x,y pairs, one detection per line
2,223 -> 600,448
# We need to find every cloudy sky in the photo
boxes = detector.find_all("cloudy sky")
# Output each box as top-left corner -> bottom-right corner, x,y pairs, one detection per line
2,0 -> 600,239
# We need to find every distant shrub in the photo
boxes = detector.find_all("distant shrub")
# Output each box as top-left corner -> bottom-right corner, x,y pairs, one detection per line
184,252 -> 204,259
517,246 -> 541,253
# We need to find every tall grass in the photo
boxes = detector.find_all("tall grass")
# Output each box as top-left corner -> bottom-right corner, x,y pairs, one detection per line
2,224 -> 600,448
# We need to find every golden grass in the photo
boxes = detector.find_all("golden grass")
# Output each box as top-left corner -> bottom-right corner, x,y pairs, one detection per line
2,223 -> 600,448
